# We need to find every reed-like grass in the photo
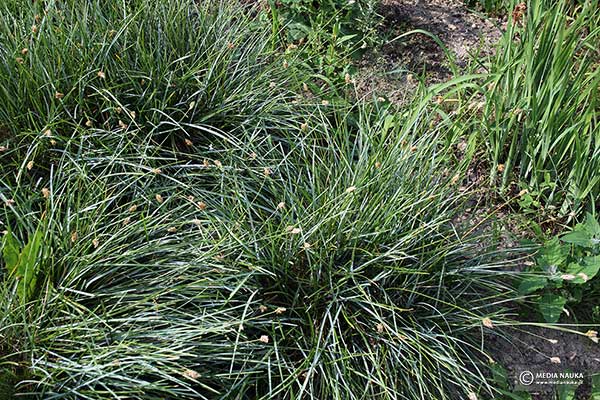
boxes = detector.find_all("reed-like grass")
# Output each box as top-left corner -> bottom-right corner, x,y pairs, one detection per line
478,0 -> 599,217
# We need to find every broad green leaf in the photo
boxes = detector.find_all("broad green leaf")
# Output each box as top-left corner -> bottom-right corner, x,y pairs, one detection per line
15,228 -> 44,303
336,34 -> 358,45
518,276 -> 548,294
538,294 -> 567,323
561,230 -> 592,247
2,229 -> 20,273
557,383 -> 577,400
565,256 -> 600,284
538,237 -> 567,272
563,213 -> 600,248
592,373 -> 600,399
490,363 -> 509,389
584,213 -> 600,237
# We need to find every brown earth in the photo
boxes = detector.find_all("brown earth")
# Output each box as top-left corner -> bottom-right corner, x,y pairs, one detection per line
356,0 -> 503,104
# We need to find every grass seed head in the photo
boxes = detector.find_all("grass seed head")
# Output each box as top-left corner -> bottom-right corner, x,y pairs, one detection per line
482,317 -> 494,328
585,330 -> 598,343
182,369 -> 200,380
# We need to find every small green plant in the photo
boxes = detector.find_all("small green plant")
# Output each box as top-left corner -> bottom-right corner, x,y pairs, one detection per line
267,0 -> 379,83
1,225 -> 44,304
489,362 -> 533,399
518,213 -> 600,322
592,373 -> 600,399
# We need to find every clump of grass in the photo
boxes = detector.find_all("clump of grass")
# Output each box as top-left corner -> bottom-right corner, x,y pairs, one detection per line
0,0 -> 301,143
1,97 -> 517,399
213,103 -> 518,399
0,0 -> 521,399
477,0 -> 600,217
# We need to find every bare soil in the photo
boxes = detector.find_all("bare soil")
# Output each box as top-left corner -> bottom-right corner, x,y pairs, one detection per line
488,326 -> 600,399
356,0 -> 502,104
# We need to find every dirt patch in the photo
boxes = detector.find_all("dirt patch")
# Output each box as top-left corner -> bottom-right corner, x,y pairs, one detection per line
355,0 -> 503,104
488,326 -> 600,399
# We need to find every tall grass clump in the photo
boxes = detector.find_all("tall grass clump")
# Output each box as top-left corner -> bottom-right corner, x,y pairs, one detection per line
0,99 -> 517,399
476,0 -> 600,217
0,0 -> 303,141
1,0 -> 519,399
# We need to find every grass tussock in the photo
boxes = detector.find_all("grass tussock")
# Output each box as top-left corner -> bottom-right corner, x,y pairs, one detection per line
1,0 -> 596,399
